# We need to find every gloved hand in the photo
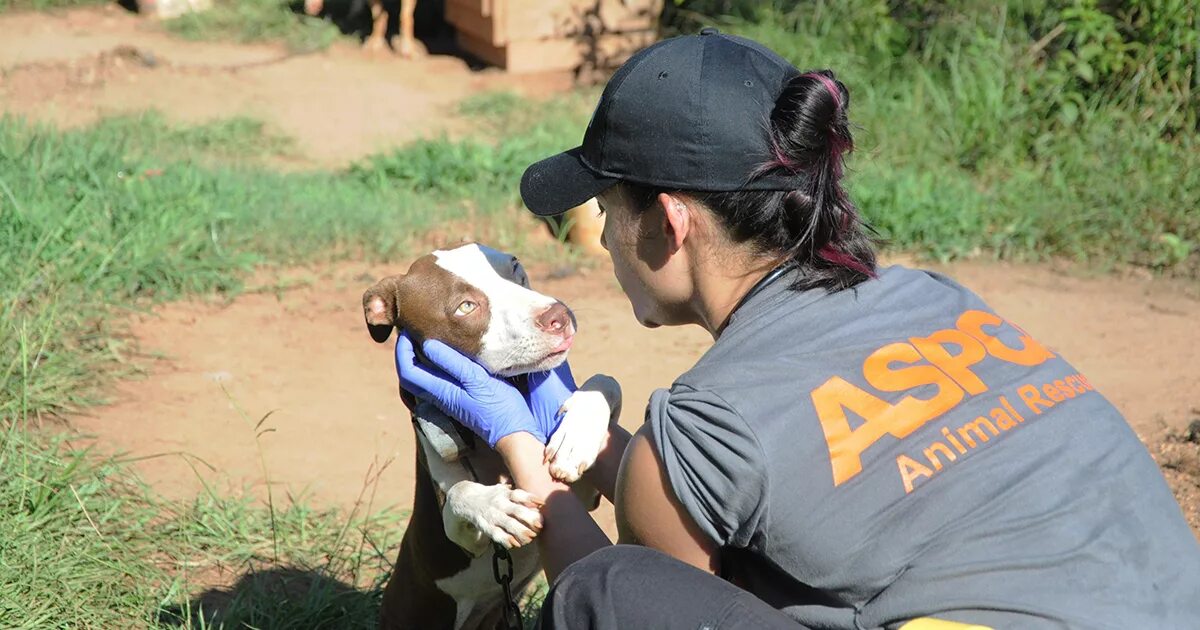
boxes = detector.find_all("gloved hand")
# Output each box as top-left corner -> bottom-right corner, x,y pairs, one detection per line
525,361 -> 577,438
395,331 -> 544,447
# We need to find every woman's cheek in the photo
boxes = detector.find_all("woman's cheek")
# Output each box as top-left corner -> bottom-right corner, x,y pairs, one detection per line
610,254 -> 651,321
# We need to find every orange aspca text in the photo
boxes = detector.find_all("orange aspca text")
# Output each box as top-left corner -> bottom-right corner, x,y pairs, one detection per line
812,310 -> 1056,486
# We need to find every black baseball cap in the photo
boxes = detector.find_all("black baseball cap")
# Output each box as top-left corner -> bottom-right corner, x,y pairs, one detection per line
520,28 -> 804,217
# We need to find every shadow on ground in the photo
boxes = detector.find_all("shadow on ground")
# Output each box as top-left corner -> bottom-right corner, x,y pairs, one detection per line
158,566 -> 384,629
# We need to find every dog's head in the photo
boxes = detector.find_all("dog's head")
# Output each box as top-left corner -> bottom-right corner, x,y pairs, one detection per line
362,243 -> 575,377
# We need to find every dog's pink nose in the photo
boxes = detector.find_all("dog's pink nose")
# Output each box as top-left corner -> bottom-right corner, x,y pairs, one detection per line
536,302 -> 571,333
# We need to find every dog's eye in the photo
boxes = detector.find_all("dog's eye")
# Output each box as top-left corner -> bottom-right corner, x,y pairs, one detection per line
454,300 -> 478,316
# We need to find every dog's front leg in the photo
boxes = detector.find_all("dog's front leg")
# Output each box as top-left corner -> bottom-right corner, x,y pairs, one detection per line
443,481 -> 543,556
415,419 -> 544,557
398,0 -> 417,58
363,0 -> 389,52
545,374 -> 622,483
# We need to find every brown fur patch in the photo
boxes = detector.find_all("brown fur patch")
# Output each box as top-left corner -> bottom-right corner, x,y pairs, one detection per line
362,254 -> 490,358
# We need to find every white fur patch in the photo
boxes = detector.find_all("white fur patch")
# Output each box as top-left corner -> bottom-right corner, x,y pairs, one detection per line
433,244 -> 572,376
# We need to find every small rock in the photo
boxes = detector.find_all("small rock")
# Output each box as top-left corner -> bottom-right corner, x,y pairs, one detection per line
204,371 -> 233,383
1185,420 -> 1200,444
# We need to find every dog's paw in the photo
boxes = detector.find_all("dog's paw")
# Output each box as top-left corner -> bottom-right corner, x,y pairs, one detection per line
545,390 -> 611,483
397,37 -> 417,59
362,37 -> 390,55
443,482 -> 544,555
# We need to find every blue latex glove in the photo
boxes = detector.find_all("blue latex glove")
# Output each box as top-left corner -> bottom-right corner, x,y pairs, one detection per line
395,331 -> 545,447
525,361 -> 577,439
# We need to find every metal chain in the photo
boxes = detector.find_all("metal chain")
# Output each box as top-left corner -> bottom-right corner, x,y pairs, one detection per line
492,543 -> 523,630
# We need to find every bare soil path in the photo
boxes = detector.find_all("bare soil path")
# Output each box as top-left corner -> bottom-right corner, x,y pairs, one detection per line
4,6 -> 1197,538
0,5 -> 572,167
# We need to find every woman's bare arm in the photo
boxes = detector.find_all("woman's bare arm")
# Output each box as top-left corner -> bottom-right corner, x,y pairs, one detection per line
497,423 -> 718,581
496,432 -> 611,582
581,423 -> 631,501
615,424 -> 720,574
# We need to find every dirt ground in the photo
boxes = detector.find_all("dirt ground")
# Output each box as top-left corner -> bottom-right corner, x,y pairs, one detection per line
4,6 -> 1197,542
0,4 -> 572,166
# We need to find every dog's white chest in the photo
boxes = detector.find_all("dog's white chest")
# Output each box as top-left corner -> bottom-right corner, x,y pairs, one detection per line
435,545 -> 540,630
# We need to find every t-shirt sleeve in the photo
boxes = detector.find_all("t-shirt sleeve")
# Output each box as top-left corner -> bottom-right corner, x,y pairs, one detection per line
647,384 -> 768,549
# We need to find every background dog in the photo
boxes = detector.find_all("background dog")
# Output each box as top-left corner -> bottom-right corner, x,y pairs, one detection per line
305,0 -> 419,57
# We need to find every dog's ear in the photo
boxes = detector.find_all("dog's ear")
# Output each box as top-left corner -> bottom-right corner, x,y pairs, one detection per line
362,275 -> 404,344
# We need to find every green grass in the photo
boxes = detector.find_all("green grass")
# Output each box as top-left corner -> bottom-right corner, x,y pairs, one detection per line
165,0 -> 341,53
0,0 -> 105,13
75,111 -> 299,167
0,424 -> 405,628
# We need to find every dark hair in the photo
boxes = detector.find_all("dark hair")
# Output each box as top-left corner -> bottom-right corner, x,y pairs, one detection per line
625,70 -> 877,293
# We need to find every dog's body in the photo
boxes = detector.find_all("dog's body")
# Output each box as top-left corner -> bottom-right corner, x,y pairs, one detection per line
362,244 -> 619,629
305,0 -> 418,57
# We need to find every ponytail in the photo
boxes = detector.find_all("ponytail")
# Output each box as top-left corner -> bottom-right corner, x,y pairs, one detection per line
762,70 -> 876,286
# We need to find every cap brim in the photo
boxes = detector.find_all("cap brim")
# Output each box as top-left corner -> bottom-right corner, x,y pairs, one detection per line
520,147 -> 618,217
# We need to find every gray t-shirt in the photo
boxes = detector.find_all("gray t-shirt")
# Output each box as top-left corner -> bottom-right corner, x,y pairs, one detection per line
649,265 -> 1200,629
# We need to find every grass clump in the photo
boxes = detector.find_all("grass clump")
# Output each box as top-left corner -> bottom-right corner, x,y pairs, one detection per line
0,0 -> 105,12
77,111 -> 298,165
165,0 -> 340,52
351,90 -> 594,199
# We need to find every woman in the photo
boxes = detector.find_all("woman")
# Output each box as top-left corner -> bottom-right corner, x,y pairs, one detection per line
396,30 -> 1200,629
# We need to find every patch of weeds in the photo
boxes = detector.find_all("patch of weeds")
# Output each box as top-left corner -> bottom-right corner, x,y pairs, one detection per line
0,0 -> 106,12
0,427 -> 404,628
165,0 -> 340,52
86,111 -> 297,163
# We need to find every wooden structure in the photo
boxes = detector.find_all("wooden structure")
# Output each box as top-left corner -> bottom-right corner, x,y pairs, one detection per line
445,0 -> 662,73
135,0 -> 212,18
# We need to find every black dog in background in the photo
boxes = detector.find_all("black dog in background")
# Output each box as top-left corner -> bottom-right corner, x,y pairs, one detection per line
295,0 -> 452,56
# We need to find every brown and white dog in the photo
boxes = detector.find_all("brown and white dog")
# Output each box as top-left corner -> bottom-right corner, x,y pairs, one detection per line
362,243 -> 620,629
305,0 -> 418,57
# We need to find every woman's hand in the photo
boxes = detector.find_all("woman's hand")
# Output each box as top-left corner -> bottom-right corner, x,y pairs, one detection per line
395,332 -> 545,447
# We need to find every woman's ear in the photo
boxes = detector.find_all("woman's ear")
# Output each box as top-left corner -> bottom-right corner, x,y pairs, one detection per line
657,192 -> 692,254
